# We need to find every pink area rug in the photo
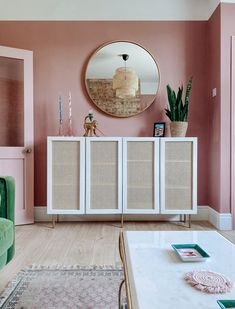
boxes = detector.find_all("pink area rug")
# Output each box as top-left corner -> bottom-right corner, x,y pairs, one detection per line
0,266 -> 125,309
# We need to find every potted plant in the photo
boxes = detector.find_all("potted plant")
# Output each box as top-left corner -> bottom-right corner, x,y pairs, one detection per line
165,77 -> 193,137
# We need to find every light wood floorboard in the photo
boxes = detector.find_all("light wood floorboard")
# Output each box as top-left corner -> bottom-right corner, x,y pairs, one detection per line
0,221 -> 234,293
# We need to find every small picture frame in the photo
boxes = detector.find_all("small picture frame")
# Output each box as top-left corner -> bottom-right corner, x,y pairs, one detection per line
153,122 -> 165,137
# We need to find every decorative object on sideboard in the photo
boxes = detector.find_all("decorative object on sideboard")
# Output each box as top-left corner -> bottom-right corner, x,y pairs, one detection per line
58,92 -> 75,136
153,122 -> 165,137
165,77 -> 193,137
83,110 -> 99,137
58,95 -> 64,136
68,91 -> 74,136
113,53 -> 139,99
85,41 -> 160,118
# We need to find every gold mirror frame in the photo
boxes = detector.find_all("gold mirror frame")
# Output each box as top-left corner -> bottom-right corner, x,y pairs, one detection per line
85,40 -> 160,118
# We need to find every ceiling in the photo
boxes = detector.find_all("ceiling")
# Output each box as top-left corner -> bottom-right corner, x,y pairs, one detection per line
0,0 -> 233,21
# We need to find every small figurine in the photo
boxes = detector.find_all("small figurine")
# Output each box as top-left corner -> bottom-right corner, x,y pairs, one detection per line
83,110 -> 99,137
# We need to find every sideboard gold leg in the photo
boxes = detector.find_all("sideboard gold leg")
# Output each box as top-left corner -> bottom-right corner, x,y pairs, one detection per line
121,213 -> 124,229
189,214 -> 191,228
52,215 -> 56,228
52,214 -> 59,228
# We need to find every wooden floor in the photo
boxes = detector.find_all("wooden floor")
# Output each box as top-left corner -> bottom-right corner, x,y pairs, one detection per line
0,221 -> 234,293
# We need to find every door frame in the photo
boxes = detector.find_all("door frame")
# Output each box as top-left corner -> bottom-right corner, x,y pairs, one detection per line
231,36 -> 235,229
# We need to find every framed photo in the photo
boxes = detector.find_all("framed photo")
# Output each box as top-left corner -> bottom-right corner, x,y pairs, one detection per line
153,122 -> 165,137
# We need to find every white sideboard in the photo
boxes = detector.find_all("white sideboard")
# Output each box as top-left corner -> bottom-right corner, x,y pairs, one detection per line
47,136 -> 197,217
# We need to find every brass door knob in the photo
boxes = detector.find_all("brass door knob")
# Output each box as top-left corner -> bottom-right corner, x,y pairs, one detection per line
22,147 -> 32,154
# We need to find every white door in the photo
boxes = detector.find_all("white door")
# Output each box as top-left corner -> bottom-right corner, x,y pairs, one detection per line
47,137 -> 85,215
232,36 -> 235,229
123,137 -> 160,214
86,137 -> 123,214
0,46 -> 34,225
160,138 -> 197,214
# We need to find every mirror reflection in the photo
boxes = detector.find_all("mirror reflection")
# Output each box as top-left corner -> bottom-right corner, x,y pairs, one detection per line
85,41 -> 160,117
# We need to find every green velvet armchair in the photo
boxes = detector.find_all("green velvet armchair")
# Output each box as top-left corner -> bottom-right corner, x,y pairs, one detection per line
0,176 -> 15,269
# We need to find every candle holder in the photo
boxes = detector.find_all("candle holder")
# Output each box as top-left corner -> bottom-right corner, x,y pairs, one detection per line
67,119 -> 74,136
58,95 -> 64,136
67,91 -> 74,136
58,121 -> 64,136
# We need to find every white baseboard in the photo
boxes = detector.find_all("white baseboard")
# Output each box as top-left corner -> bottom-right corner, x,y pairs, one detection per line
208,207 -> 233,230
34,206 -> 233,230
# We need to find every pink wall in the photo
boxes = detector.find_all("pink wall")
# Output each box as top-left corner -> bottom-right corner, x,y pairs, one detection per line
207,5 -> 221,213
0,21 -> 209,207
220,3 -> 235,214
207,3 -> 235,214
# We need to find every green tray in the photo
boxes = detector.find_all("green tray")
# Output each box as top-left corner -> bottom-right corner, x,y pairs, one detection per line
171,243 -> 210,262
217,300 -> 235,308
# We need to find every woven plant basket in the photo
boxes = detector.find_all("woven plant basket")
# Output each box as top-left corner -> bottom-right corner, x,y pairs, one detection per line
170,122 -> 188,137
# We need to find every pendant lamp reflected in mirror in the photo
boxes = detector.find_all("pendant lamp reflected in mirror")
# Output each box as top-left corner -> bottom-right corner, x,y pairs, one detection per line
113,54 -> 139,99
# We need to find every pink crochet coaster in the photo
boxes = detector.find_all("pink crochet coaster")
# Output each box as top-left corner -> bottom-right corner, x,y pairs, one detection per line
185,270 -> 233,293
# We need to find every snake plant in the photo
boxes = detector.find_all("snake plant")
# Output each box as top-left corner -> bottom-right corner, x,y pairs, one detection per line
165,77 -> 193,122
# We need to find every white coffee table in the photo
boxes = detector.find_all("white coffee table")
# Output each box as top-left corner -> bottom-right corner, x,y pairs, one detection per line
119,231 -> 235,309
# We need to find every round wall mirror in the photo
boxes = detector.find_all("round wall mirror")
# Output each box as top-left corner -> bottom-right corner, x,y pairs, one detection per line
85,41 -> 160,118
